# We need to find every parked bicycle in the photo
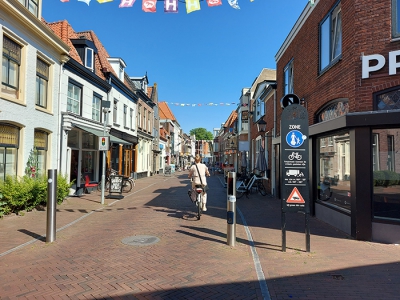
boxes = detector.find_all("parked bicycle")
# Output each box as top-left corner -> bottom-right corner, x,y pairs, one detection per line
236,171 -> 267,199
97,169 -> 135,193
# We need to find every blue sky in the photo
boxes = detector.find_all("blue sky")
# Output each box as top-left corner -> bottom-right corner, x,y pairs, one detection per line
43,0 -> 308,134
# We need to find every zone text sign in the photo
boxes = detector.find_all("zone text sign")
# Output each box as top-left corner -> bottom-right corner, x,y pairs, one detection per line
280,104 -> 310,213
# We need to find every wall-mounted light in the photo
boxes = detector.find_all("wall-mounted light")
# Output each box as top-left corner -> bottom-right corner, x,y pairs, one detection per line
257,119 -> 267,133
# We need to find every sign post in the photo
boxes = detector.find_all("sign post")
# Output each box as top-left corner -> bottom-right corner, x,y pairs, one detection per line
280,102 -> 310,252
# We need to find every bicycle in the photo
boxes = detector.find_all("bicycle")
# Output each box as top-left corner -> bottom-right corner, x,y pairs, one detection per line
188,185 -> 203,220
236,172 -> 267,199
97,169 -> 135,193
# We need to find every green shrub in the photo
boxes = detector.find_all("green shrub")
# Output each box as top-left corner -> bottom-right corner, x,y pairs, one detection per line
373,171 -> 385,186
383,170 -> 400,186
0,173 -> 73,216
57,175 -> 73,204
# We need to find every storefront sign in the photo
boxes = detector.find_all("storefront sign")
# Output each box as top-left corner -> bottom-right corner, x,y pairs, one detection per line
109,175 -> 123,193
362,50 -> 400,79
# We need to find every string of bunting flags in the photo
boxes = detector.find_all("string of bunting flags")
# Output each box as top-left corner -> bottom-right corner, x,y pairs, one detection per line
165,102 -> 249,107
61,0 -> 315,13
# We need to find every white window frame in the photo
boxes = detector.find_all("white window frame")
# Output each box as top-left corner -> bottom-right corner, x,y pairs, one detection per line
2,36 -> 21,99
123,104 -> 127,127
113,98 -> 118,124
92,94 -> 101,122
67,81 -> 81,115
319,1 -> 342,72
85,48 -> 94,71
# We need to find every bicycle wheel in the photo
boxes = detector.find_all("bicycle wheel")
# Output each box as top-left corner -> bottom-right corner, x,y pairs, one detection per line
122,179 -> 133,193
197,194 -> 202,220
97,180 -> 102,192
257,180 -> 267,196
236,188 -> 246,199
97,180 -> 110,192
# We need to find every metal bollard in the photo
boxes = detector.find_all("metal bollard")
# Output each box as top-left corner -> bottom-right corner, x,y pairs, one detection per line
46,169 -> 57,243
227,172 -> 236,246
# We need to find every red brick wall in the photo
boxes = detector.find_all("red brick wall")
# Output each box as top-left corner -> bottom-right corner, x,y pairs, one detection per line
276,0 -> 400,132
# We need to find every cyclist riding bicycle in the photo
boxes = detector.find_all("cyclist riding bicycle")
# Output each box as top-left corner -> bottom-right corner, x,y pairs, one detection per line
188,154 -> 210,211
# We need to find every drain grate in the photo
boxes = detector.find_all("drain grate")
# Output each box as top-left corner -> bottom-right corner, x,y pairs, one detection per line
122,235 -> 160,246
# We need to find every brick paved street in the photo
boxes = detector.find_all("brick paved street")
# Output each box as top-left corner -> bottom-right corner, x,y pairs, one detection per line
1,173 -> 399,299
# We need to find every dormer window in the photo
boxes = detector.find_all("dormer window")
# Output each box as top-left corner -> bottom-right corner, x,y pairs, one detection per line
18,0 -> 39,17
85,48 -> 94,71
119,63 -> 124,80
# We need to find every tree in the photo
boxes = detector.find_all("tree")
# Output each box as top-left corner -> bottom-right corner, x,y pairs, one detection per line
189,128 -> 213,140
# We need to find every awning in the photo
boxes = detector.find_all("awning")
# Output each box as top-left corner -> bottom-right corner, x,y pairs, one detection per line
73,124 -> 131,145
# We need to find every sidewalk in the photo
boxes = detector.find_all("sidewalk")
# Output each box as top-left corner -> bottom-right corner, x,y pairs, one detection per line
0,172 -> 399,299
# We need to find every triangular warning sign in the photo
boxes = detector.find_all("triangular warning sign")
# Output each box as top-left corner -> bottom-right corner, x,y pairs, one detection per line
287,187 -> 305,203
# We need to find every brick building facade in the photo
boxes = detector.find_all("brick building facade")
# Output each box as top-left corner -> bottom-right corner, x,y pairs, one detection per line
265,0 -> 400,243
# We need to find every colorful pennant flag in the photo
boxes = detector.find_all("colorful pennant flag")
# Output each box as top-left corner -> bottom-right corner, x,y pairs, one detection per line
60,0 -> 69,2
186,0 -> 200,13
78,0 -> 91,5
98,0 -> 113,3
119,0 -> 135,7
143,0 -> 156,12
164,0 -> 178,13
227,0 -> 239,9
207,0 -> 222,7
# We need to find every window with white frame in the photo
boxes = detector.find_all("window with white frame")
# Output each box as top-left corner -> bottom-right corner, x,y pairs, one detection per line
67,81 -> 81,115
284,59 -> 294,95
148,111 -> 151,132
320,1 -> 342,72
130,108 -> 133,129
2,36 -> 21,99
392,0 -> 400,38
36,57 -> 49,108
138,105 -> 142,128
18,0 -> 39,17
144,108 -> 147,131
123,105 -> 127,127
85,48 -> 94,71
92,94 -> 101,122
113,99 -> 118,124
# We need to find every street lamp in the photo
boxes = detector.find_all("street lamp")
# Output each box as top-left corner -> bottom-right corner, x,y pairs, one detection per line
257,118 -> 267,133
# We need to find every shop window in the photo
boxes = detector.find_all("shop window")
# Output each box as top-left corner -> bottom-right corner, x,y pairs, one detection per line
67,129 -> 79,148
18,0 -> 39,17
82,131 -> 96,150
67,81 -> 82,115
316,132 -> 351,212
319,1 -> 342,72
82,150 -> 96,180
2,36 -> 21,99
375,87 -> 400,110
284,59 -> 294,95
0,124 -> 19,181
36,57 -> 49,108
92,94 -> 101,122
372,128 -> 400,221
392,0 -> 400,38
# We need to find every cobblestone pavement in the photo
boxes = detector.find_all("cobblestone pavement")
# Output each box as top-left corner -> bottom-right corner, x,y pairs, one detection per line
0,173 -> 399,299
